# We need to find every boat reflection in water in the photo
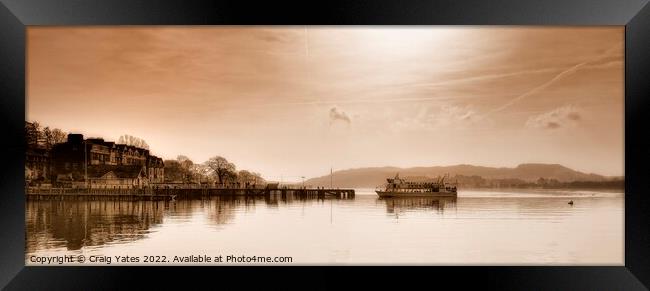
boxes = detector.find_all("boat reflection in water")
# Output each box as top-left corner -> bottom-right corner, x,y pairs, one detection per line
379,196 -> 457,216
26,190 -> 623,265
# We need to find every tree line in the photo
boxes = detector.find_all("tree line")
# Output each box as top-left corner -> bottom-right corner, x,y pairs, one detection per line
118,135 -> 149,150
163,155 -> 266,187
451,174 -> 624,189
26,120 -> 266,187
25,121 -> 68,150
26,121 -> 152,151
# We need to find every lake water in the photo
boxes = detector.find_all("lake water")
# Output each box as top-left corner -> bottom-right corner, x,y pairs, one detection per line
25,189 -> 624,265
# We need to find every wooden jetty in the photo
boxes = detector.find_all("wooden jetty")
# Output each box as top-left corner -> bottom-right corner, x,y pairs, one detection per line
26,187 -> 176,201
26,186 -> 355,201
169,187 -> 355,200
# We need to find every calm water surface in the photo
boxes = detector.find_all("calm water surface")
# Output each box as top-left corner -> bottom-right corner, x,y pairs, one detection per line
26,189 -> 623,265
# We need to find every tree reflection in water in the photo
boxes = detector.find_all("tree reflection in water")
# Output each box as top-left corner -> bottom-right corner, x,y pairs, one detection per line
26,193 -> 351,252
26,200 -> 167,252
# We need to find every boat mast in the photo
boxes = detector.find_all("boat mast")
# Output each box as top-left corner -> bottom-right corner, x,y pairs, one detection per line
330,167 -> 332,188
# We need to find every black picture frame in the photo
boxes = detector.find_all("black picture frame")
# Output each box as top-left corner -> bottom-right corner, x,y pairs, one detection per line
1,0 -> 649,289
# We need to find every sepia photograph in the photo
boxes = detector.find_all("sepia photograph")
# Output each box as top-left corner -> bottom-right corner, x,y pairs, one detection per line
25,26 -> 624,265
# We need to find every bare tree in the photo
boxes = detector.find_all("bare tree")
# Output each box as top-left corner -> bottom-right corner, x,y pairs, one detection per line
251,172 -> 266,184
118,134 -> 150,149
26,121 -> 67,150
224,170 -> 239,186
41,127 -> 67,150
237,170 -> 266,187
139,139 -> 149,149
238,170 -> 254,185
191,164 -> 214,184
204,156 -> 236,185
51,128 -> 67,144
177,155 -> 194,183
25,121 -> 41,148
177,155 -> 194,170
42,127 -> 52,148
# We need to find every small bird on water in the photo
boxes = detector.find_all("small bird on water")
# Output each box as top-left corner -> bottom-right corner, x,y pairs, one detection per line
568,200 -> 574,205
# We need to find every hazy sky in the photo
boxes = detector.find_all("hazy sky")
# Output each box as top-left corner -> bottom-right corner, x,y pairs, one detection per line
27,26 -> 624,181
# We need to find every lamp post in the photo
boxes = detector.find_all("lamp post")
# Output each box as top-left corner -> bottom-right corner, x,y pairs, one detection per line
84,140 -> 88,189
301,176 -> 305,188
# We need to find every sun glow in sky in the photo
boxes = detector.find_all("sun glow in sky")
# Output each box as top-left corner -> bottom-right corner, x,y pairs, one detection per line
27,26 -> 624,181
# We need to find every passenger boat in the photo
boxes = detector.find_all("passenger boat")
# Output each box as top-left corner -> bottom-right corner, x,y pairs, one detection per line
375,173 -> 458,198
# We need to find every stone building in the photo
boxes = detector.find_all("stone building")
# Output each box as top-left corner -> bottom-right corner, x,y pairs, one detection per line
87,165 -> 149,189
147,155 -> 165,183
25,147 -> 49,185
50,134 -> 164,188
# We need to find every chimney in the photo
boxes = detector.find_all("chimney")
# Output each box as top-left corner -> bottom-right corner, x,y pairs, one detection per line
67,134 -> 84,144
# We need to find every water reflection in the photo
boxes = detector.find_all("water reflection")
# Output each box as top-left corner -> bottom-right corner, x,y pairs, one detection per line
26,192 -> 623,265
26,192 -> 624,264
26,200 -> 166,253
379,197 -> 457,215
26,194 -> 352,253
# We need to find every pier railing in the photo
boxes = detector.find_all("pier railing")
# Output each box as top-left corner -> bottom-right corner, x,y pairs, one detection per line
26,187 -> 157,195
26,185 -> 355,200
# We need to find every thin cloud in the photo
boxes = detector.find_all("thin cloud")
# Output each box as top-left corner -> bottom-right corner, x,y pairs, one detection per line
482,45 -> 621,118
259,67 -> 565,108
253,60 -> 622,110
525,105 -> 582,130
329,107 -> 351,125
391,104 -> 477,132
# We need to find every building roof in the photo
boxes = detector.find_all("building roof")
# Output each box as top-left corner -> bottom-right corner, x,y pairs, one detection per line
87,165 -> 145,179
26,147 -> 49,156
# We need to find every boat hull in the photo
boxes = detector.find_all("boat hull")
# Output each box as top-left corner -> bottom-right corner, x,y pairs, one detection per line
376,190 -> 457,198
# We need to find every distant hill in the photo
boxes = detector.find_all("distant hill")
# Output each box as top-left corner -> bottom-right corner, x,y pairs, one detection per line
304,163 -> 612,188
